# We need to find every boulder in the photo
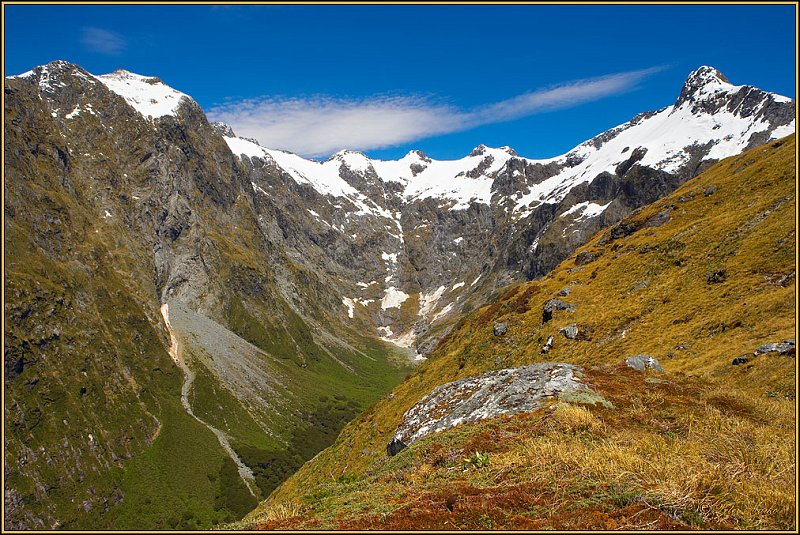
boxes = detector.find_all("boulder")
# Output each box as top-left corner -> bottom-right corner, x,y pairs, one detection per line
731,355 -> 749,366
706,269 -> 727,284
574,251 -> 597,266
645,207 -> 672,227
493,322 -> 508,336
386,437 -> 408,457
541,335 -> 554,353
755,339 -> 795,356
625,355 -> 664,372
556,287 -> 571,297
542,299 -> 575,323
560,324 -> 579,340
387,362 -> 590,455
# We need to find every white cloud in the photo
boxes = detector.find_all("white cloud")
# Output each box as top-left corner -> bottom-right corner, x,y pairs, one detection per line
208,67 -> 664,157
81,27 -> 127,56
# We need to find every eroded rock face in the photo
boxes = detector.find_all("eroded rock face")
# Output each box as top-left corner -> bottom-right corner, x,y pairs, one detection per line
387,362 -> 587,456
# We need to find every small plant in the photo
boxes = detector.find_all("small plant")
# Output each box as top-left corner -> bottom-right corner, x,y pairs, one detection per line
463,451 -> 490,469
336,472 -> 359,484
262,502 -> 303,522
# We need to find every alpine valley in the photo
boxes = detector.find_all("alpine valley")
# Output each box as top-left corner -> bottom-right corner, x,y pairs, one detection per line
3,61 -> 795,530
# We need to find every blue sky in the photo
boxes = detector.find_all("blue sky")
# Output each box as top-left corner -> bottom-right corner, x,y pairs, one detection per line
4,4 -> 796,160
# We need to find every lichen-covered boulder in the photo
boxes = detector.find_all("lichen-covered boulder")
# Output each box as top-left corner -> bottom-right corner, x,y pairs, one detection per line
625,354 -> 664,372
387,362 -> 589,456
755,339 -> 795,356
493,322 -> 508,336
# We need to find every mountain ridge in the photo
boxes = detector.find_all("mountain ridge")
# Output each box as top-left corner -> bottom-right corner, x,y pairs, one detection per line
211,63 -> 793,354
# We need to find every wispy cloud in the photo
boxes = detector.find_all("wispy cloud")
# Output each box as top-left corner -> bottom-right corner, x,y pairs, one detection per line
208,67 -> 664,157
81,27 -> 127,56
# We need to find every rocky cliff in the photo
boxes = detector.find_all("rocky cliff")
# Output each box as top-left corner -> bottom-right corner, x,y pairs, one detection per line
219,65 -> 794,355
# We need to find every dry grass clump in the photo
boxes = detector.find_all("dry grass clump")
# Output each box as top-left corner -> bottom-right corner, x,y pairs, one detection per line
548,402 -> 603,434
258,502 -> 305,523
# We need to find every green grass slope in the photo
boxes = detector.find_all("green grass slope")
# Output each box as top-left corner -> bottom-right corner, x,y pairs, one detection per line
246,135 -> 797,530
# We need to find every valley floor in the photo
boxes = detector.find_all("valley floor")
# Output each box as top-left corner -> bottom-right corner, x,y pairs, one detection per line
160,304 -> 258,496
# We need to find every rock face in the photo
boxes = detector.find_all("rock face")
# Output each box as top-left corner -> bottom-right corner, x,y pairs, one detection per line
387,363 -> 588,456
212,64 -> 793,355
625,355 -> 665,372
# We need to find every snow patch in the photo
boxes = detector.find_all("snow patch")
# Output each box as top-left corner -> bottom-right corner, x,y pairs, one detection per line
381,287 -> 409,310
342,298 -> 355,319
96,70 -> 190,119
432,302 -> 454,321
418,286 -> 446,317
561,201 -> 611,221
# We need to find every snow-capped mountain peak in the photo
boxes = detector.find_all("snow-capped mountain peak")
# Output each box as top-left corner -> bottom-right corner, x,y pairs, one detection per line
685,65 -> 731,88
225,65 -> 792,216
674,65 -> 739,108
331,150 -> 373,172
95,69 -> 191,119
7,60 -> 193,121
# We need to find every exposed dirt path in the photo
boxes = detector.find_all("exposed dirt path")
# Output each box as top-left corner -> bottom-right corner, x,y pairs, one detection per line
160,304 -> 258,498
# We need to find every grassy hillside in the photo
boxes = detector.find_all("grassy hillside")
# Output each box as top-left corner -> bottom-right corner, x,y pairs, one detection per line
244,135 -> 796,530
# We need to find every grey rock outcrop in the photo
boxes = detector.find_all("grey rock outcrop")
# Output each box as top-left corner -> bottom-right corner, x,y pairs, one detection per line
542,299 -> 576,323
493,322 -> 508,336
625,355 -> 665,372
560,324 -> 579,340
387,362 -> 588,456
755,339 -> 795,356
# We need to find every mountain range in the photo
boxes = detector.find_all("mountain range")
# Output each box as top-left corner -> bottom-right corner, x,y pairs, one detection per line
3,61 -> 794,529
